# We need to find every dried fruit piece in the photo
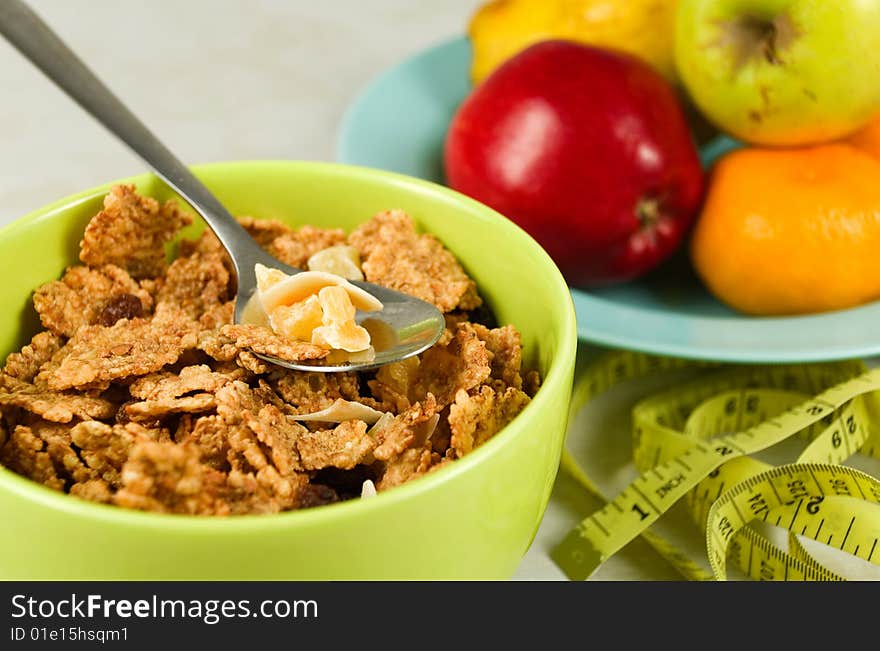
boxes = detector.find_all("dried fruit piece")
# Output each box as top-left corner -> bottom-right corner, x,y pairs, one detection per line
307,245 -> 364,281
79,184 -> 191,279
291,398 -> 386,425
252,265 -> 382,353
254,264 -> 288,291
96,293 -> 146,327
311,286 -> 371,352
360,479 -> 377,498
368,357 -> 419,413
297,482 -> 340,508
269,296 -> 324,342
256,266 -> 382,313
322,346 -> 377,365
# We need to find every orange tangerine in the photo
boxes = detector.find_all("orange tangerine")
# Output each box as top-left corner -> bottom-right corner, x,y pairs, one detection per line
691,143 -> 880,316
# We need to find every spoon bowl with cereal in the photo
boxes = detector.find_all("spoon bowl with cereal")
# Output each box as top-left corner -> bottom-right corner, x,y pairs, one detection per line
0,0 -> 445,372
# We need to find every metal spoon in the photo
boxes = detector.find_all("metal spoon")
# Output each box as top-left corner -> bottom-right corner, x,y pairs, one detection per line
0,0 -> 444,372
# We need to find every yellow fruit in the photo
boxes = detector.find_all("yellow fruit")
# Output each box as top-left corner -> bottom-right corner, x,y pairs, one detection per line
468,0 -> 679,85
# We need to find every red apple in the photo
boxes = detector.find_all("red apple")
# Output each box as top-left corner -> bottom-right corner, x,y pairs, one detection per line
443,40 -> 705,287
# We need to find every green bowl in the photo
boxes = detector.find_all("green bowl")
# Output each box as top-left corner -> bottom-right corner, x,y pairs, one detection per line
0,161 -> 577,579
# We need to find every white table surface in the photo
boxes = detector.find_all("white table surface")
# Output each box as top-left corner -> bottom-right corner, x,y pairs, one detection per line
3,0 -> 837,582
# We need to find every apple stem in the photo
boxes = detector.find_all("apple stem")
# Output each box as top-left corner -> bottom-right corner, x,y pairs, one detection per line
753,18 -> 780,65
636,198 -> 661,229
724,13 -> 797,71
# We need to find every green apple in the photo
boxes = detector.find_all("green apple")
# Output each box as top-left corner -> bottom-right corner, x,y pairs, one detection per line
675,0 -> 880,146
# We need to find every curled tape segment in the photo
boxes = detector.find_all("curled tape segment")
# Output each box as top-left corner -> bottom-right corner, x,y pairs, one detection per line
553,353 -> 880,581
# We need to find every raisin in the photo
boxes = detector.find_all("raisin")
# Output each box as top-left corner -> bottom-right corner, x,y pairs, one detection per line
298,483 -> 339,508
466,303 -> 498,329
115,401 -> 134,425
96,293 -> 144,327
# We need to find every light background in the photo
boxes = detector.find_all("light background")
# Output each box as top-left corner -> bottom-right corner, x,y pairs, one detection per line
0,0 -> 702,580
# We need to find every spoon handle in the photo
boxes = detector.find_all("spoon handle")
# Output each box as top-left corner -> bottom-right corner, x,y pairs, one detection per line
0,0 -> 260,272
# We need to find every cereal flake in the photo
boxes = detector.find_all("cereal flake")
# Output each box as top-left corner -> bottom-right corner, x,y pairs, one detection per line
376,445 -> 438,491
267,225 -> 347,269
37,306 -> 200,391
0,425 -> 64,490
467,323 -> 524,390
130,364 -> 241,400
33,264 -> 153,337
268,369 -> 361,413
237,216 -> 294,247
372,394 -> 438,461
448,385 -> 531,457
71,420 -> 167,486
296,420 -> 374,470
156,250 -> 231,319
221,324 -> 330,363
80,184 -> 192,279
370,323 -> 490,409
0,375 -> 116,423
348,210 -> 481,312
3,331 -> 63,382
112,441 -> 226,514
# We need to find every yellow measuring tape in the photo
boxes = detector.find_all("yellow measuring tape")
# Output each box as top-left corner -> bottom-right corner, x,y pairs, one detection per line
551,352 -> 880,581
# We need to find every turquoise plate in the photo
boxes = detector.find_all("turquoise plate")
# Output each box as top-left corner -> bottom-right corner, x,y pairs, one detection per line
337,36 -> 880,364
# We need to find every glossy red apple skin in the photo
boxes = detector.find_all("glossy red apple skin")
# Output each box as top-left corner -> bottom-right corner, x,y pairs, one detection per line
443,40 -> 705,287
